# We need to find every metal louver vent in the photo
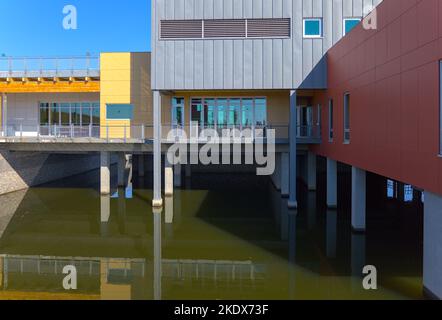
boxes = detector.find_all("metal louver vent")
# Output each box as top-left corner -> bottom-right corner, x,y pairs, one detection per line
160,20 -> 203,39
247,18 -> 291,38
204,19 -> 246,38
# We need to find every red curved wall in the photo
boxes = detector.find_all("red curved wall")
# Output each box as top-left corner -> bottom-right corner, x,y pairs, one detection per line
311,0 -> 442,195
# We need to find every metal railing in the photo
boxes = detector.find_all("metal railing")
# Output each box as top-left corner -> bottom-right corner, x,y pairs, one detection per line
0,123 -> 321,143
0,56 -> 100,78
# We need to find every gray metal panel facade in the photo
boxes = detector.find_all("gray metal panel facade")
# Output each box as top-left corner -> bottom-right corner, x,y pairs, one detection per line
152,0 -> 383,91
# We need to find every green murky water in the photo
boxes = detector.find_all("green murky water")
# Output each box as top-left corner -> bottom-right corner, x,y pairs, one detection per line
0,164 -> 424,300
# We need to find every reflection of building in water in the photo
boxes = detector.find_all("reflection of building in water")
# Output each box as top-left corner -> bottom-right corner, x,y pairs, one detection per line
162,259 -> 265,288
0,255 -> 145,300
0,254 -> 264,299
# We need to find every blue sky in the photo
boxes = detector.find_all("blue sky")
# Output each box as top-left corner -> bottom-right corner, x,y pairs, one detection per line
0,0 -> 151,57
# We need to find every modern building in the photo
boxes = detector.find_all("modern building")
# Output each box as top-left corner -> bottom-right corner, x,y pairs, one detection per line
1,0 -> 442,299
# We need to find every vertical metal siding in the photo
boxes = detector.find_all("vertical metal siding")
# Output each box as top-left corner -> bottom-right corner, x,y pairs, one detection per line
152,0 -> 383,90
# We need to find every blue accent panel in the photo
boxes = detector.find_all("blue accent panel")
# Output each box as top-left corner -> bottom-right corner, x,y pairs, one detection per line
345,19 -> 360,35
304,20 -> 321,36
106,104 -> 134,120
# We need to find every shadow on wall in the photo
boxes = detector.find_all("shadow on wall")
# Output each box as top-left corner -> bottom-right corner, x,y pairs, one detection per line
0,150 -> 102,195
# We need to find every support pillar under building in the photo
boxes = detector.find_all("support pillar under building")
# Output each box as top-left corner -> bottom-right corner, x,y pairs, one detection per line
152,91 -> 163,208
307,151 -> 317,191
327,158 -> 337,209
423,191 -> 442,299
100,151 -> 111,195
281,153 -> 289,197
288,90 -> 297,209
1,93 -> 7,136
351,166 -> 366,232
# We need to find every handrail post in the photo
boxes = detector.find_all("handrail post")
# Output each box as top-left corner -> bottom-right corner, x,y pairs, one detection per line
124,125 -> 127,143
106,125 -> 109,143
20,123 -> 23,141
71,124 -> 74,139
141,124 -> 145,141
89,124 -> 92,138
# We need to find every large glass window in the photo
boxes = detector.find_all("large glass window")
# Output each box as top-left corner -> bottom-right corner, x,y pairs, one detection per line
187,97 -> 267,129
205,99 -> 216,128
38,101 -> 100,128
92,103 -> 100,126
255,98 -> 267,127
344,93 -> 350,143
191,99 -> 204,126
172,97 -> 184,127
216,99 -> 228,128
328,99 -> 334,142
241,99 -> 254,127
39,103 -> 50,126
82,103 -> 91,125
60,103 -> 70,126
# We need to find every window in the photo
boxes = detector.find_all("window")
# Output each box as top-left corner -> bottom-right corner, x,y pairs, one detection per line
160,18 -> 291,40
328,99 -> 334,142
343,93 -> 350,143
343,18 -> 361,36
404,185 -> 414,202
39,102 -> 100,128
440,61 -> 442,154
303,18 -> 322,38
172,97 -> 184,127
188,97 -> 266,129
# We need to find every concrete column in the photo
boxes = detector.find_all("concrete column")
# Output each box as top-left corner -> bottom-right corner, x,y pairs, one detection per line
307,151 -> 317,191
281,153 -> 289,197
351,166 -> 366,232
288,90 -> 298,209
152,91 -> 163,208
174,164 -> 182,187
351,233 -> 366,282
326,158 -> 337,209
100,151 -> 111,195
117,153 -> 126,187
138,154 -> 145,177
423,191 -> 442,299
2,93 -> 7,136
164,157 -> 173,197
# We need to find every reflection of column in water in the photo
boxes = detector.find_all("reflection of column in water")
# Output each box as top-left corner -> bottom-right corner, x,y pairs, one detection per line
118,188 -> 127,235
351,233 -> 366,291
101,195 -> 111,236
165,197 -> 174,240
307,192 -> 317,230
153,209 -> 162,301
280,199 -> 289,241
288,211 -> 297,299
326,210 -> 337,258
174,189 -> 182,226
2,256 -> 8,290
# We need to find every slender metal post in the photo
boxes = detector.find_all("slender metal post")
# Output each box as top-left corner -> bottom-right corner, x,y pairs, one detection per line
288,90 -> 298,209
141,124 -> 145,141
152,91 -> 163,208
124,125 -> 127,143
106,125 -> 109,143
20,123 -> 23,141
